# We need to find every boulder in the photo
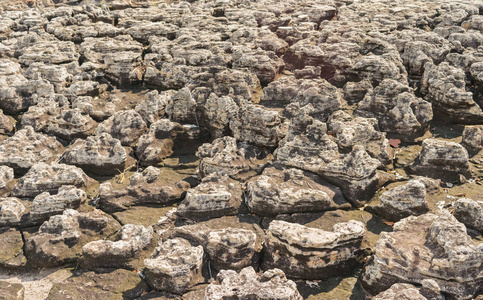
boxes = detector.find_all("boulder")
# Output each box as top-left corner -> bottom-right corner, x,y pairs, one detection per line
453,198 -> 483,233
82,224 -> 154,269
369,180 -> 429,222
0,165 -> 14,196
204,267 -> 302,300
361,212 -> 483,299
263,220 -> 365,279
135,90 -> 170,126
99,166 -> 190,212
462,125 -> 483,153
176,173 -> 243,220
0,126 -> 63,174
62,133 -> 127,176
144,238 -> 204,294
0,227 -> 27,269
0,109 -> 15,134
96,110 -> 148,147
0,198 -> 25,227
12,162 -> 88,198
246,166 -> 349,216
25,209 -> 121,268
197,136 -> 272,181
410,139 -> 471,180
0,281 -> 24,300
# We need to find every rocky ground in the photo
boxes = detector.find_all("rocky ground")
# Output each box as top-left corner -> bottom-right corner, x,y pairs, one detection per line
0,0 -> 483,299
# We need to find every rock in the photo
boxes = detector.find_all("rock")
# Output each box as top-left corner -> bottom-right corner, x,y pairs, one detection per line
18,41 -> 79,65
200,93 -> 239,139
230,101 -> 285,147
327,110 -> 391,165
0,126 -> 63,174
176,173 -> 243,220
0,198 -> 25,227
42,108 -> 98,142
62,133 -> 127,176
82,224 -> 154,269
0,109 -> 15,134
263,220 -> 365,279
24,62 -> 73,92
197,136 -> 272,181
453,198 -> 483,233
232,49 -> 284,85
96,110 -> 148,147
205,227 -> 260,271
346,52 -> 407,85
12,162 -> 88,198
165,88 -> 197,125
421,62 -> 483,123
47,269 -> 148,300
135,119 -> 183,166
99,167 -> 190,212
135,90 -> 170,126
29,185 -> 86,223
0,281 -> 24,300
0,165 -> 14,195
342,80 -> 373,104
369,180 -> 428,222
356,79 -> 433,141
144,238 -> 204,294
410,139 -> 471,180
462,125 -> 483,153
0,227 -> 27,269
204,267 -> 302,300
372,283 -> 427,300
25,209 -> 121,268
246,166 -> 349,216
361,212 -> 483,299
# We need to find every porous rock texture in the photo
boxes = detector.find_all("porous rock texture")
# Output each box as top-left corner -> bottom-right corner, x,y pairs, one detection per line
3,0 -> 483,299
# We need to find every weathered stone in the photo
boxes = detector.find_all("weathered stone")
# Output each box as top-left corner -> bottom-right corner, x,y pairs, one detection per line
0,227 -> 27,269
362,212 -> 483,299
204,267 -> 302,300
0,281 -> 24,300
200,93 -> 239,139
144,238 -> 204,294
29,185 -> 86,223
197,136 -> 272,181
410,139 -> 471,180
25,209 -> 121,268
230,101 -> 285,147
135,119 -> 183,167
372,283 -> 427,300
232,49 -> 284,85
177,173 -> 242,220
370,180 -> 428,222
0,165 -> 14,195
356,79 -> 433,141
99,167 -> 190,212
421,62 -> 483,123
43,108 -> 98,142
462,125 -> 483,153
246,166 -> 348,216
0,109 -> 15,134
135,90 -> 170,126
205,227 -> 259,271
12,162 -> 88,198
62,133 -> 127,176
0,198 -> 25,227
96,110 -> 148,147
82,224 -> 154,269
47,269 -> 148,300
453,198 -> 483,233
0,126 -> 63,174
18,41 -> 79,65
263,220 -> 365,279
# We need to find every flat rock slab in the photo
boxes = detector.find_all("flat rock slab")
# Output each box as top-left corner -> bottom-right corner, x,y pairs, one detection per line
0,227 -> 26,269
0,281 -> 24,300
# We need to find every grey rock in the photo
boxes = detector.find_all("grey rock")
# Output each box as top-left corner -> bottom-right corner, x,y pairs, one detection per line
0,228 -> 27,269
0,281 -> 24,300
246,166 -> 348,216
453,198 -> 483,233
372,283 -> 427,300
82,224 -> 154,269
0,109 -> 15,134
25,209 -> 121,268
18,41 -> 79,65
204,267 -> 302,300
96,110 -> 148,147
263,220 -> 365,279
411,139 -> 471,180
144,238 -> 204,294
201,93 -> 239,139
0,165 -> 14,194
177,173 -> 242,220
230,101 -> 285,147
0,198 -> 25,227
99,166 -> 190,212
197,136 -> 272,181
62,133 -> 127,176
12,162 -> 88,198
362,212 -> 483,299
370,180 -> 429,222
232,49 -> 284,85
462,125 -> 483,153
0,126 -> 63,174
135,90 -> 170,126
43,108 -> 98,142
356,79 -> 433,141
